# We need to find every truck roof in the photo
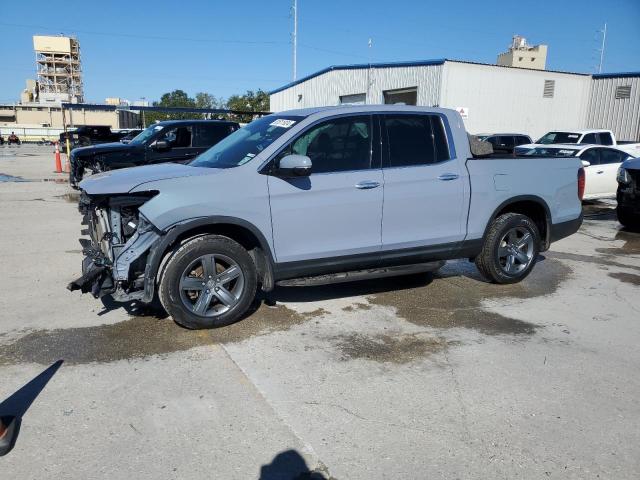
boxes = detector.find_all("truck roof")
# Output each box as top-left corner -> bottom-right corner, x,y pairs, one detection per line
277,104 -> 456,118
549,129 -> 613,134
153,119 -> 239,126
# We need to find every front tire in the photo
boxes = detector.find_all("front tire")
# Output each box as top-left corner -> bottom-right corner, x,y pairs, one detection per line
475,213 -> 540,284
159,235 -> 257,329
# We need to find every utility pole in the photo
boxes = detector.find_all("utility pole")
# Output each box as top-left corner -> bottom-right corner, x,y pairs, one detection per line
366,38 -> 372,104
598,23 -> 607,74
292,0 -> 298,81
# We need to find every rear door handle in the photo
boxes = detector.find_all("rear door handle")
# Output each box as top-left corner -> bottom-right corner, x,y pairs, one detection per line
438,173 -> 459,181
355,180 -> 381,189
596,170 -> 604,174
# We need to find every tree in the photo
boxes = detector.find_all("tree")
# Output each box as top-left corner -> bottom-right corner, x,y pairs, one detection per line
144,89 -> 197,123
195,92 -> 225,119
226,89 -> 270,123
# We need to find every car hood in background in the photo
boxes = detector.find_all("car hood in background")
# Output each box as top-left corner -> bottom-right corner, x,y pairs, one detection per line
72,142 -> 137,157
79,163 -> 204,195
622,157 -> 640,170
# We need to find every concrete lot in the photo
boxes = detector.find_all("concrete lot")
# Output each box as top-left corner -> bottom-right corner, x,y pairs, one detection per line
1,145 -> 639,479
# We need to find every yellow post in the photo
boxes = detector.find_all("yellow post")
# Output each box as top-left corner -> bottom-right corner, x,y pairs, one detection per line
65,138 -> 71,157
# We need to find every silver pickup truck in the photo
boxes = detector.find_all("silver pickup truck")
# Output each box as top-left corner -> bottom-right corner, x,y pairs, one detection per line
69,106 -> 584,329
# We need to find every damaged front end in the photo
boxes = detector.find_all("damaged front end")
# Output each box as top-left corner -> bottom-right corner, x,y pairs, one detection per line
67,190 -> 161,302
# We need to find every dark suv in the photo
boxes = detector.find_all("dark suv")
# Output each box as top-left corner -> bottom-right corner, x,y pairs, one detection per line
60,125 -> 123,149
617,157 -> 640,230
476,133 -> 532,154
70,120 -> 239,187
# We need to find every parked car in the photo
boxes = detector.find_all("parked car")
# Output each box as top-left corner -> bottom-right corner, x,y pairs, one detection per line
7,132 -> 21,145
515,144 -> 635,200
69,120 -> 239,187
617,157 -> 640,230
475,133 -> 532,154
69,106 -> 584,329
522,129 -> 640,157
60,125 -> 124,150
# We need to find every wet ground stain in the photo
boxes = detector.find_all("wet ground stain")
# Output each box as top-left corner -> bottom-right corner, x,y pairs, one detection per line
0,173 -> 30,182
0,302 -> 319,366
596,230 -> 640,256
608,272 -> 640,286
365,258 -> 568,336
334,332 -> 458,364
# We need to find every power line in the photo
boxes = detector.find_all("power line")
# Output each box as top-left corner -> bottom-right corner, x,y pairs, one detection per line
0,22 -> 288,46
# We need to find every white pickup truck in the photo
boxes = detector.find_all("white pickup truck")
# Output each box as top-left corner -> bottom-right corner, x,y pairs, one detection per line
522,129 -> 640,157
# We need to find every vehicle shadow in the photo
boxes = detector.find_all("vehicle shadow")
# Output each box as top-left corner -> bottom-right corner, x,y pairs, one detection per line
265,271 -> 436,305
259,449 -> 329,479
98,295 -> 168,319
0,360 -> 63,456
582,200 -> 617,221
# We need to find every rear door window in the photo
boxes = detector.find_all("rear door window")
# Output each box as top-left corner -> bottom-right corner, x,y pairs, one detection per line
499,136 -> 515,148
581,133 -> 598,144
600,149 -> 624,164
383,114 -> 451,167
192,123 -> 233,148
514,136 -> 531,145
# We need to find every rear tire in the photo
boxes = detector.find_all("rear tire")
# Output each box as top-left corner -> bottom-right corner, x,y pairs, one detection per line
475,213 -> 540,284
617,207 -> 640,231
159,235 -> 257,329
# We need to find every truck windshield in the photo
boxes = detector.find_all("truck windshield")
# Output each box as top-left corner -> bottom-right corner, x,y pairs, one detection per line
190,115 -> 303,169
537,132 -> 582,144
129,124 -> 165,145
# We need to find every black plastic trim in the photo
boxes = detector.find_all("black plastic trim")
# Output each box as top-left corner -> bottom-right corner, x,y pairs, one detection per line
481,195 -> 552,250
549,214 -> 583,243
273,239 -> 483,281
141,216 -> 275,302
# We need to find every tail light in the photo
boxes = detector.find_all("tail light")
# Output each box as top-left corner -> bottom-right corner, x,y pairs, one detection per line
578,167 -> 585,200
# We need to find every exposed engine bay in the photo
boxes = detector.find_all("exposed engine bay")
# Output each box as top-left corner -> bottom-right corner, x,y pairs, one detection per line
67,191 -> 161,301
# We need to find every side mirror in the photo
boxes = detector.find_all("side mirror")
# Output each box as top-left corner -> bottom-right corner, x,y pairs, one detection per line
581,160 -> 591,167
277,154 -> 312,177
152,140 -> 170,151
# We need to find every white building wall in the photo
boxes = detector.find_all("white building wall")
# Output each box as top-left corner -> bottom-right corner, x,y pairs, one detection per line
586,76 -> 640,141
439,61 -> 591,139
270,64 -> 443,112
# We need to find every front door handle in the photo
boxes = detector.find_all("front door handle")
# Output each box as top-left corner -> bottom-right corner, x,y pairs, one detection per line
596,170 -> 604,174
355,180 -> 381,189
438,173 -> 459,181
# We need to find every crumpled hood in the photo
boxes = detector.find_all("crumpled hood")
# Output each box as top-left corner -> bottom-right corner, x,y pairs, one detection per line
72,142 -> 135,157
79,163 -> 204,195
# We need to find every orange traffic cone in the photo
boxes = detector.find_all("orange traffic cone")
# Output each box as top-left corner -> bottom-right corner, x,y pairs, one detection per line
54,142 -> 62,173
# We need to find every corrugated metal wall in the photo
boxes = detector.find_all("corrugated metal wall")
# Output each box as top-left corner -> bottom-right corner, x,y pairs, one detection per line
270,64 -> 443,112
439,61 -> 591,139
585,76 -> 640,141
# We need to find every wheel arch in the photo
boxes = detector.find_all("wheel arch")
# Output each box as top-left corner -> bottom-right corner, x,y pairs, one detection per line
483,195 -> 552,251
143,216 -> 275,302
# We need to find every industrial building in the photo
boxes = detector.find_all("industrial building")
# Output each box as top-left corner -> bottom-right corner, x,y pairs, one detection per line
269,59 -> 640,141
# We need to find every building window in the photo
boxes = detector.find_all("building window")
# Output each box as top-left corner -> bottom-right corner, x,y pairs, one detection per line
531,57 -> 536,61
383,87 -> 418,106
543,80 -> 555,98
339,93 -> 366,105
615,85 -> 632,99
518,57 -> 523,61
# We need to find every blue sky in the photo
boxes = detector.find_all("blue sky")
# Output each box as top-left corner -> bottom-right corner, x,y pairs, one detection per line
1,0 -> 638,103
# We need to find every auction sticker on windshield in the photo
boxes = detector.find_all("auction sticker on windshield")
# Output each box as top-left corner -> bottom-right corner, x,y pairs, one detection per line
270,119 -> 296,128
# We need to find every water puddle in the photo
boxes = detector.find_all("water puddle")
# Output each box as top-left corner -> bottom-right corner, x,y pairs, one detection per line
0,173 -> 31,182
